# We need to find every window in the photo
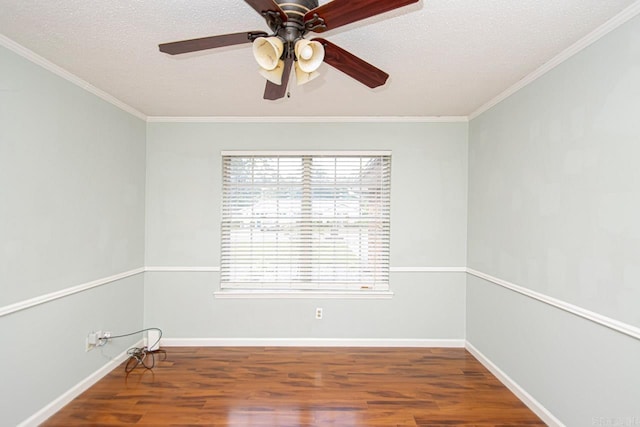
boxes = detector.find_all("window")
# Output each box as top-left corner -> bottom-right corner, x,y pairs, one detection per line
221,151 -> 391,292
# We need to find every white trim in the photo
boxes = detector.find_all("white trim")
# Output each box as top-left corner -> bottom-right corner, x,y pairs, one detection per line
465,341 -> 565,427
0,268 -> 145,318
467,268 -> 640,341
145,266 -> 220,272
161,337 -> 465,348
0,34 -> 147,121
145,266 -> 465,273
147,116 -> 469,123
390,266 -> 466,273
0,265 -> 460,315
221,150 -> 392,156
17,339 -> 144,427
214,290 -> 394,299
9,263 -> 636,343
469,1 -> 640,120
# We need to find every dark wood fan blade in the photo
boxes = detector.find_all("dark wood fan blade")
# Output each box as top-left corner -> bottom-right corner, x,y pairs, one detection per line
159,31 -> 267,55
245,0 -> 288,22
314,38 -> 389,88
263,57 -> 294,100
305,0 -> 419,32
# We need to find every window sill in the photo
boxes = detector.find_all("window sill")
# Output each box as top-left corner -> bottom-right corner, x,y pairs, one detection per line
214,290 -> 394,299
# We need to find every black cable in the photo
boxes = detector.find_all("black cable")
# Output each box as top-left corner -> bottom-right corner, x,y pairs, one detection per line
125,346 -> 166,374
99,327 -> 166,373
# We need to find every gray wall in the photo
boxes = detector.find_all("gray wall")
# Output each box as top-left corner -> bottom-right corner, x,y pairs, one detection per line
5,12 -> 639,426
0,46 -> 146,426
467,14 -> 640,426
144,122 -> 469,339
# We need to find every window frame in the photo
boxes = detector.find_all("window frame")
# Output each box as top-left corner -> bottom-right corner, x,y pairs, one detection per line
218,151 -> 392,297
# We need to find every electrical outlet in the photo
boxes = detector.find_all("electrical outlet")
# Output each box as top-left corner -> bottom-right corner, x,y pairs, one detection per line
98,331 -> 111,346
86,330 -> 109,351
86,331 -> 99,351
315,307 -> 323,319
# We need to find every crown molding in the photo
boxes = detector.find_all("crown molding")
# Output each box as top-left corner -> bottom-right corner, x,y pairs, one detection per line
146,116 -> 469,123
5,1 -> 640,125
469,0 -> 640,120
0,34 -> 147,121
0,37 -> 461,124
0,35 -> 467,123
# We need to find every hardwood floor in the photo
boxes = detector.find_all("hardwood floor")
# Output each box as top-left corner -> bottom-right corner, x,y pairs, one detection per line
43,347 -> 545,426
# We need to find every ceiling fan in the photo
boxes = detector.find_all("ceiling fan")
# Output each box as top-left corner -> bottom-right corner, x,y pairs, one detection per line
159,0 -> 419,100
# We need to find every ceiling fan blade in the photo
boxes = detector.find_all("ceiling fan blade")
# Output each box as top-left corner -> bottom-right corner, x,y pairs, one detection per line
314,38 -> 389,88
305,0 -> 419,33
263,57 -> 294,100
159,31 -> 267,55
244,0 -> 288,22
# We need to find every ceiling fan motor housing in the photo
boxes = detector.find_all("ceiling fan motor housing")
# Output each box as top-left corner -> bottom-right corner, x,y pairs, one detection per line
268,0 -> 319,58
276,0 -> 318,27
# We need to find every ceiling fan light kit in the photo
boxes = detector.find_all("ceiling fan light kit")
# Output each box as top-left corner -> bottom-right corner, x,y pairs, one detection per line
294,39 -> 324,73
294,62 -> 320,86
253,37 -> 323,86
159,0 -> 420,100
259,58 -> 286,85
252,36 -> 284,71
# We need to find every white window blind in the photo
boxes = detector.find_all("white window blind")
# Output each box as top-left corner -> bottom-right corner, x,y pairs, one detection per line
221,152 -> 391,291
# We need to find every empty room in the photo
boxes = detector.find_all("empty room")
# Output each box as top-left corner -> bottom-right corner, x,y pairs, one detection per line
1,0 -> 639,426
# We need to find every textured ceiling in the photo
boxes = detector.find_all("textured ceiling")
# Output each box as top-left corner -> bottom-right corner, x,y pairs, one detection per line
0,0 -> 637,118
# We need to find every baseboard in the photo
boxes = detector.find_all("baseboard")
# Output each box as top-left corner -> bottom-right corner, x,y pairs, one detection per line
160,337 -> 465,348
16,338 -> 557,426
17,340 -> 143,427
465,341 -> 564,427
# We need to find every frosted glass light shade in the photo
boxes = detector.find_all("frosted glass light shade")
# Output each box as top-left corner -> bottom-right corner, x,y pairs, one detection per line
294,39 -> 324,73
259,59 -> 285,85
295,61 -> 320,86
253,37 -> 284,71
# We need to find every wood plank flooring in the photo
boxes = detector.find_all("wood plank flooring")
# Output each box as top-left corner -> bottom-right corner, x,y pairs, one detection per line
43,347 -> 545,426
